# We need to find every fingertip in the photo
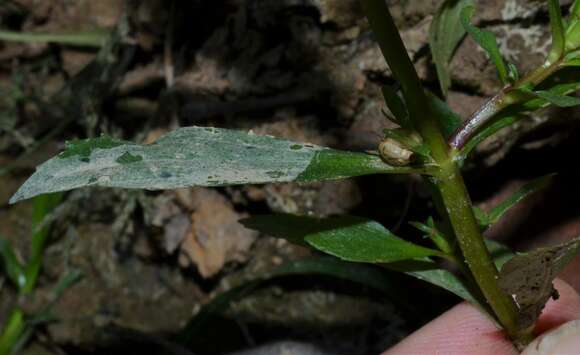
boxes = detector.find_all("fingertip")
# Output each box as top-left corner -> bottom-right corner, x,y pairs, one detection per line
383,302 -> 517,355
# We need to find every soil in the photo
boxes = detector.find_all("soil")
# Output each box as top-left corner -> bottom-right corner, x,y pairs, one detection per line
1,1 -> 580,354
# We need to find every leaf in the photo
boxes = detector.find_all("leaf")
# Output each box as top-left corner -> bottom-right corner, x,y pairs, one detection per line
387,259 -> 487,310
0,237 -> 26,290
498,237 -> 580,330
507,63 -> 520,82
241,215 -> 444,263
461,6 -> 509,84
572,0 -> 580,19
567,1 -> 580,52
0,29 -> 108,47
522,87 -> 580,107
382,84 -> 410,128
409,217 -> 453,254
0,309 -> 24,355
426,91 -> 462,138
460,80 -> 580,158
429,0 -> 473,96
485,239 -> 514,269
23,193 -> 63,293
178,257 -> 408,345
10,127 -> 418,203
485,174 -> 554,226
547,0 -> 566,64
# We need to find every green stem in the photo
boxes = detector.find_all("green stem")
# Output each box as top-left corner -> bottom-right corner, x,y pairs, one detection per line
360,0 -> 532,347
436,162 -> 532,345
359,0 -> 448,163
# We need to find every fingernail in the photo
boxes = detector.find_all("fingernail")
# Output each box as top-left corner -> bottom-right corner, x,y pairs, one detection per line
522,320 -> 580,355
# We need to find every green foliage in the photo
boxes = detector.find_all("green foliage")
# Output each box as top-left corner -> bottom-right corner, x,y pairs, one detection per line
520,87 -> 580,107
547,0 -> 566,65
429,0 -> 473,96
477,175 -> 554,228
426,91 -> 462,138
565,0 -> 580,51
10,127 -> 419,204
409,217 -> 453,254
0,310 -> 24,355
459,78 -> 580,158
0,238 -> 25,289
382,84 -> 411,128
23,193 -> 64,294
241,215 -> 444,263
387,259 -> 486,309
0,193 -> 71,355
460,6 -> 509,84
10,1 -> 580,349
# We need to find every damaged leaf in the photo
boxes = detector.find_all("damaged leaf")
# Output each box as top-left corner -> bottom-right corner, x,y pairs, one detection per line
498,237 -> 580,330
10,126 -> 419,203
241,215 -> 444,263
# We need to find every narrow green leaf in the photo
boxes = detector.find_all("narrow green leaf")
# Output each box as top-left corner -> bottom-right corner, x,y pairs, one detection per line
572,0 -> 580,19
563,57 -> 580,66
498,237 -> 580,330
426,91 -> 462,138
507,63 -> 520,82
0,29 -> 108,48
461,6 -> 509,84
241,215 -> 444,263
429,0 -> 473,96
486,175 -> 554,226
547,0 -> 566,65
179,257 -> 407,345
523,87 -> 580,107
387,259 -> 486,310
10,127 -> 418,204
460,80 -> 580,158
382,84 -> 410,128
409,217 -> 453,254
566,2 -> 580,51
30,269 -> 83,323
0,237 -> 26,290
23,193 -> 63,294
0,309 -> 25,355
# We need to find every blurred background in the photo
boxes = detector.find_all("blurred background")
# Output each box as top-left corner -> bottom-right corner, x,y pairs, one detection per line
1,0 -> 580,354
